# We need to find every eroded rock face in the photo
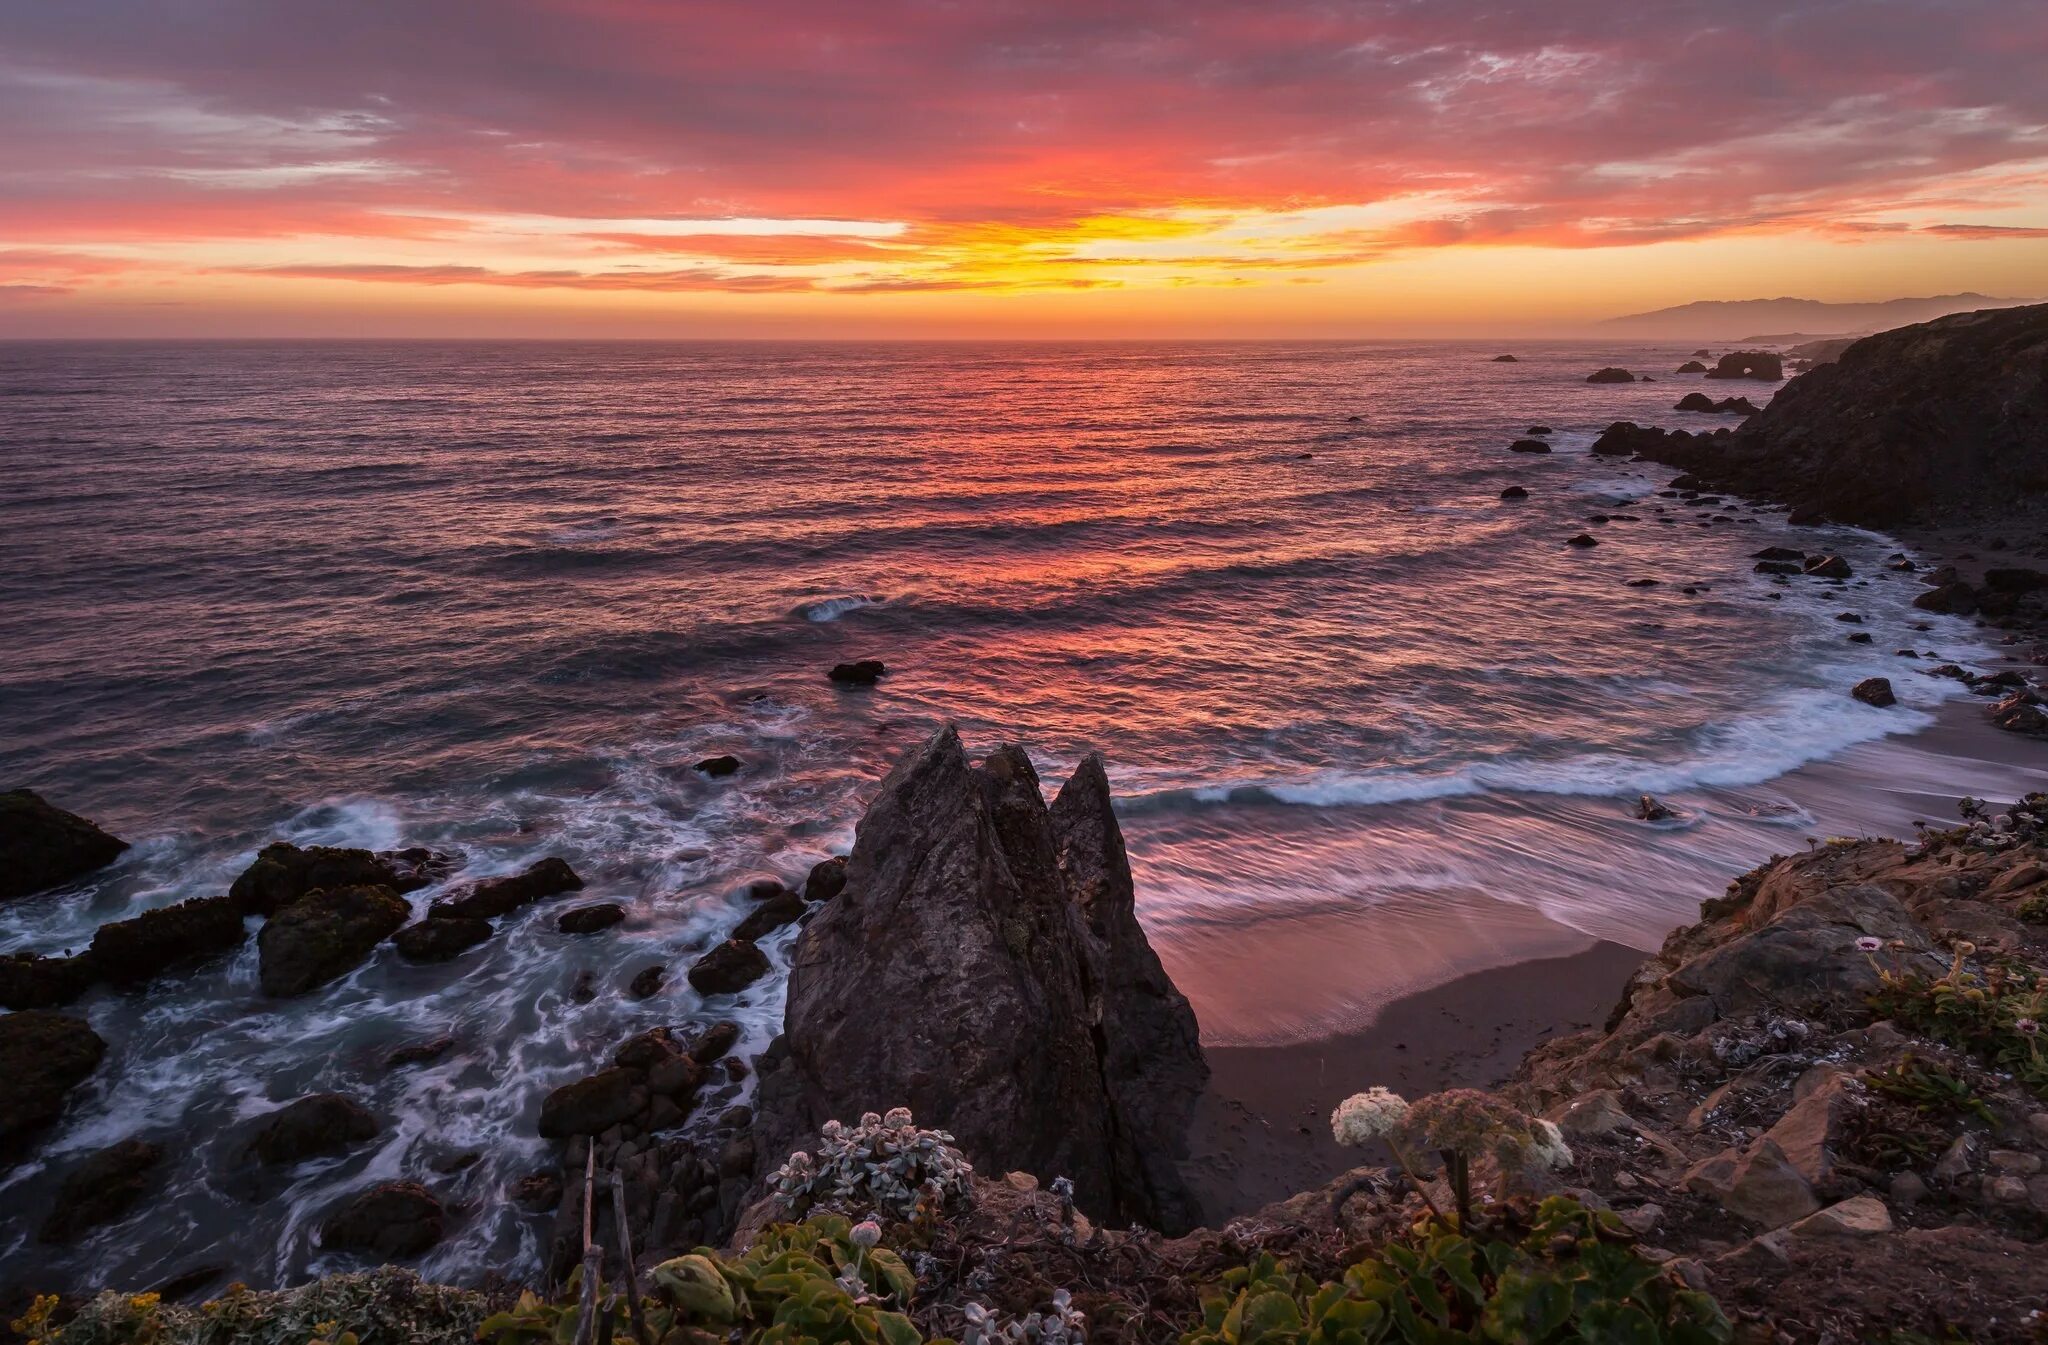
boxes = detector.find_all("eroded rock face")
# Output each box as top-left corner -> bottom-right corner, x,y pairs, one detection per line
0,790 -> 128,903
243,1094 -> 380,1165
90,895 -> 248,984
257,884 -> 411,996
753,728 -> 1208,1233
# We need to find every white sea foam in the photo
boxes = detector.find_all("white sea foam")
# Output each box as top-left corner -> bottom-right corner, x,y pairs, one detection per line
795,593 -> 887,622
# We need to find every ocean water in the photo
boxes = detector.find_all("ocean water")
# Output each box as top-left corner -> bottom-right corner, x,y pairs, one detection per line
0,339 -> 2020,1291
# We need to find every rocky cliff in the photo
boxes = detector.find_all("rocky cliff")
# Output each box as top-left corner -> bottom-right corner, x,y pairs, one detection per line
1629,302 -> 2048,528
750,727 -> 1209,1233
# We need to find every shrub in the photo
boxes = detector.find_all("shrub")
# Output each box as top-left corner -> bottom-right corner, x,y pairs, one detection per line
1868,946 -> 2048,1098
773,1109 -> 976,1222
1181,1197 -> 1729,1345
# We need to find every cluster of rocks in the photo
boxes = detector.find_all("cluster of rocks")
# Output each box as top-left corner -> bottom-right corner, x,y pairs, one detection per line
1700,351 -> 1784,381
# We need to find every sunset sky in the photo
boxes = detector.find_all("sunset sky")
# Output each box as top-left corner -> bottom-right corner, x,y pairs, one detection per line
3,0 -> 2046,338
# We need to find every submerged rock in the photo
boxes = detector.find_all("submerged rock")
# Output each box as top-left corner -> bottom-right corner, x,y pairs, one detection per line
694,755 -> 741,777
828,659 -> 888,686
0,1010 -> 106,1160
1676,360 -> 1709,373
556,902 -> 626,934
754,728 -> 1208,1233
320,1181 -> 445,1259
1508,438 -> 1551,453
391,917 -> 492,963
1491,354 -> 1519,362
243,1094 -> 380,1166
687,938 -> 772,995
427,857 -> 582,920
1586,367 -> 1636,383
732,889 -> 806,942
1566,533 -> 1600,547
1634,795 -> 1678,822
1802,555 -> 1853,579
39,1138 -> 163,1243
1500,485 -> 1529,500
258,884 -> 410,996
0,789 -> 128,903
91,894 -> 248,984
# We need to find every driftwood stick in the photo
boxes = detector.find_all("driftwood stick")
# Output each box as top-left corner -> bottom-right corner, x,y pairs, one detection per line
572,1148 -> 604,1345
610,1168 -> 654,1345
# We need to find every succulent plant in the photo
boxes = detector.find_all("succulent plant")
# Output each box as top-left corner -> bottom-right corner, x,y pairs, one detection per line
773,1109 -> 976,1222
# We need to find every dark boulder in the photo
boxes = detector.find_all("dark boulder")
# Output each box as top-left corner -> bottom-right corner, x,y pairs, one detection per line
0,1011 -> 106,1159
391,917 -> 492,963
1713,396 -> 1761,414
1566,533 -> 1599,548
1803,555 -> 1852,579
39,1138 -> 163,1242
0,952 -> 98,1010
1586,368 -> 1636,383
732,889 -> 806,942
538,1066 -> 642,1137
1914,582 -> 1978,614
1852,677 -> 1898,708
694,755 -> 741,778
1500,485 -> 1529,500
320,1181 -> 444,1259
1508,438 -> 1551,454
1752,547 -> 1805,561
556,902 -> 625,934
828,659 -> 888,686
427,857 -> 582,920
1491,354 -> 1519,362
687,939 -> 772,995
628,964 -> 665,999
1634,796 -> 1678,822
243,1094 -> 379,1166
1590,421 -> 1660,456
1675,360 -> 1709,373
257,884 -> 410,997
1526,425 -> 1552,435
1,790 -> 128,903
690,1020 -> 741,1065
1675,392 -> 1717,412
803,855 -> 848,902
91,895 -> 247,984
1703,351 -> 1784,381
752,728 -> 1208,1234
230,843 -> 425,918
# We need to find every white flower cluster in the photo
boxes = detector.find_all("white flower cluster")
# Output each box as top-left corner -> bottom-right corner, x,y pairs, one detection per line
1330,1087 -> 1410,1146
773,1107 -> 976,1220
961,1289 -> 1086,1345
1957,795 -> 2045,851
1527,1118 -> 1573,1171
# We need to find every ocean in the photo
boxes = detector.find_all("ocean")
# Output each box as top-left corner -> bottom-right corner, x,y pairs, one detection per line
0,339 -> 2027,1290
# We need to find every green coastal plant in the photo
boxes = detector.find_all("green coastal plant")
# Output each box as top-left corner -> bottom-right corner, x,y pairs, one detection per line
1181,1197 -> 1729,1345
477,1215 -> 930,1345
1867,942 -> 2048,1097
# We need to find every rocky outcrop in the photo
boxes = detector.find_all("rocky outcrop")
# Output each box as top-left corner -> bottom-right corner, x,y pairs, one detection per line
1585,367 -> 1635,383
230,843 -> 435,918
0,952 -> 99,1010
751,728 -> 1208,1233
1,790 -> 128,903
1703,351 -> 1784,380
0,1011 -> 106,1161
391,917 -> 492,963
1622,303 -> 2048,528
257,885 -> 411,996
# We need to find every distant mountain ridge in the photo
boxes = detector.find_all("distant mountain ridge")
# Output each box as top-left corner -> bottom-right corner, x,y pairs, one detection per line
1598,293 -> 2036,340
